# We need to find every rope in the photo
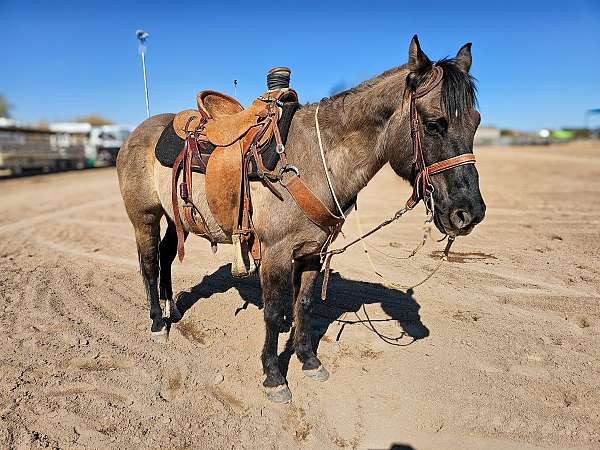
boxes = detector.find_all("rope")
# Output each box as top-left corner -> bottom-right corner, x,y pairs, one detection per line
355,208 -> 432,262
314,208 -> 454,346
352,207 -> 451,291
355,208 -> 385,278
315,103 -> 346,219
313,226 -> 454,346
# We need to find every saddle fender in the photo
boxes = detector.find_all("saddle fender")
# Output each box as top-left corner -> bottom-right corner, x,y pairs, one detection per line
205,141 -> 243,236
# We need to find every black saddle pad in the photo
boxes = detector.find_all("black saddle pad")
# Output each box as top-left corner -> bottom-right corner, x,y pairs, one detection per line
155,102 -> 300,179
155,122 -> 216,168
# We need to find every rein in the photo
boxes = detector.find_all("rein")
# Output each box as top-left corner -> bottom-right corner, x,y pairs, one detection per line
316,64 -> 476,299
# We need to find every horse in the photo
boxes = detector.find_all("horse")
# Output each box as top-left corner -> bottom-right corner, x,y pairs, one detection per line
116,36 -> 486,403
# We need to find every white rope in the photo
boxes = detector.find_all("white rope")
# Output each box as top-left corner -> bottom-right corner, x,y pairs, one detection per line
354,207 -> 447,291
315,102 -> 447,293
315,103 -> 346,219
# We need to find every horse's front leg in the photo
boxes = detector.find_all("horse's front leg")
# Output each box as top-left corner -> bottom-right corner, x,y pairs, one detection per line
293,255 -> 330,381
260,243 -> 293,403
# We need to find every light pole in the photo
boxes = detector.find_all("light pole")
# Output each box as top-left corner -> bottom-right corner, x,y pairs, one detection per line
136,29 -> 150,118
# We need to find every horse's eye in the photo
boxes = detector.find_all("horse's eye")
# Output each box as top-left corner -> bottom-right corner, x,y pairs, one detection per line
425,121 -> 441,134
425,119 -> 447,135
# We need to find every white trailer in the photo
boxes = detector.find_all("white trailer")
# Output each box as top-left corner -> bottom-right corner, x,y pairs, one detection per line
0,122 -> 86,175
87,125 -> 131,165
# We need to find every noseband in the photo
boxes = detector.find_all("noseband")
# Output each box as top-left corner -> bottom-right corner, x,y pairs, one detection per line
405,65 -> 476,211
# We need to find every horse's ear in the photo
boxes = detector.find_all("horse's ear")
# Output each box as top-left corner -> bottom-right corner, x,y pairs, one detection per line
408,35 -> 431,72
455,42 -> 472,73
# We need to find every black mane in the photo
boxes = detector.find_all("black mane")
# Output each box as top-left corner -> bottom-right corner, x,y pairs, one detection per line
312,57 -> 478,125
408,58 -> 478,122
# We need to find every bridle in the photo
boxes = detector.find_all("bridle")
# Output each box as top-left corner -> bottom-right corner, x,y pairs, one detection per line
315,64 -> 478,300
405,65 -> 476,212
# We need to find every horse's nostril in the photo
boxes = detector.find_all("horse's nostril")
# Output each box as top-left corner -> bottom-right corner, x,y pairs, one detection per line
450,209 -> 472,229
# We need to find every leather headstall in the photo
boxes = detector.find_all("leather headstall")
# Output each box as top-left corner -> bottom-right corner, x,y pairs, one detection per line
405,65 -> 476,210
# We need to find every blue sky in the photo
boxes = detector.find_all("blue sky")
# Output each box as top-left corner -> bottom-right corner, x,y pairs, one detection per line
2,0 -> 599,130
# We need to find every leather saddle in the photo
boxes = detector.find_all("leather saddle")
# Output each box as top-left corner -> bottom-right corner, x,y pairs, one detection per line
171,88 -> 299,277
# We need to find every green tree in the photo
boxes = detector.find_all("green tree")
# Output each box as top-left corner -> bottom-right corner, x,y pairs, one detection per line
0,95 -> 12,118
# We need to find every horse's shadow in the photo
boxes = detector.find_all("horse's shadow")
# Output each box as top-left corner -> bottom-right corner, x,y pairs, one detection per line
175,264 -> 429,373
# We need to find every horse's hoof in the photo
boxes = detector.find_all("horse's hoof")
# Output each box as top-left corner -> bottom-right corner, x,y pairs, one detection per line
264,385 -> 292,404
169,304 -> 182,323
151,326 -> 169,344
303,365 -> 330,382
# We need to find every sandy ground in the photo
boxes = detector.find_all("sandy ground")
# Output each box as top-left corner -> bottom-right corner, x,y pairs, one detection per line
0,142 -> 599,450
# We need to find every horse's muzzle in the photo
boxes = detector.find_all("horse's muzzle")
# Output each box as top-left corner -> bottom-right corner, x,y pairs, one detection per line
435,202 -> 485,236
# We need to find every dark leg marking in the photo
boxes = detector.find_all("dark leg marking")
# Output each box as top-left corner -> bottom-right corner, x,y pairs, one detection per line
135,221 -> 167,342
260,249 -> 293,403
158,219 -> 183,323
293,255 -> 329,382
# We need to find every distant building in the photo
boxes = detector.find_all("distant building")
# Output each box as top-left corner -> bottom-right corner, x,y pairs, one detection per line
50,122 -> 131,165
474,126 -> 501,146
0,118 -> 17,127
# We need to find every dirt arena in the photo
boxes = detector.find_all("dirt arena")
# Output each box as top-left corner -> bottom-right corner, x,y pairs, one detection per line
0,142 -> 599,450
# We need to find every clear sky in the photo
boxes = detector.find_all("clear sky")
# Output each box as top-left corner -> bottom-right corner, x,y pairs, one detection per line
2,0 -> 599,131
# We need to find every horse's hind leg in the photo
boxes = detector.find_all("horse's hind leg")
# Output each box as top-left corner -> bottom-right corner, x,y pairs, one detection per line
133,215 -> 168,343
293,255 -> 330,381
158,218 -> 184,323
260,243 -> 293,403
116,113 -> 177,343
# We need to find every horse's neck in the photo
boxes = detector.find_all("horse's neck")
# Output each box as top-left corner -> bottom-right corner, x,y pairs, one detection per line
307,73 -> 408,210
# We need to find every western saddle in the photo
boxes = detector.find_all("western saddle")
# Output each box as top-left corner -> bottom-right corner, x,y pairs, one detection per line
171,68 -> 343,277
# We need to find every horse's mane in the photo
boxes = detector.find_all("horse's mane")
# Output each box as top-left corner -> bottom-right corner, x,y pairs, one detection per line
408,58 -> 478,122
309,56 -> 478,125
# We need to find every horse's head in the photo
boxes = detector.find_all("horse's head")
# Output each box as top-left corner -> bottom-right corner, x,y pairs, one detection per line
387,36 -> 486,236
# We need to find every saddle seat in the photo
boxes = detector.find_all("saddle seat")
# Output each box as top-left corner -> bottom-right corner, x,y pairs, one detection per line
172,89 -> 298,148
198,90 -> 244,117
